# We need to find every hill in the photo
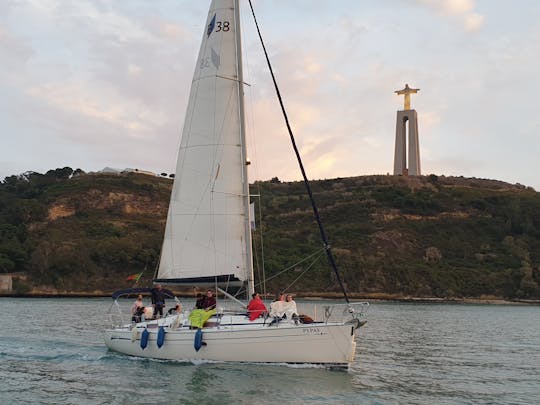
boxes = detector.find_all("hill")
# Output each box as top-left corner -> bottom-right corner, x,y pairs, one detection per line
1,168 -> 539,299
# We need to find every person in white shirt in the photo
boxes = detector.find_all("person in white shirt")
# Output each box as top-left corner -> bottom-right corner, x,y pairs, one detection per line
283,294 -> 298,319
269,293 -> 286,318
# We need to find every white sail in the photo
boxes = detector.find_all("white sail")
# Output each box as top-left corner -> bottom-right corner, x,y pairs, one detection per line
156,0 -> 251,286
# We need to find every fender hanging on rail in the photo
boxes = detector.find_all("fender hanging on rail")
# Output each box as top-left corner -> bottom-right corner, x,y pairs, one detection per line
157,326 -> 165,348
140,329 -> 149,350
194,329 -> 204,352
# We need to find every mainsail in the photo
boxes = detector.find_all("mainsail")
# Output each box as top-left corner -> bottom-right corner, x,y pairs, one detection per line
155,0 -> 252,289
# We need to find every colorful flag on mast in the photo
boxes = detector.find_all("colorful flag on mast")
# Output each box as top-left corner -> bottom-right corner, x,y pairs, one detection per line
126,272 -> 143,282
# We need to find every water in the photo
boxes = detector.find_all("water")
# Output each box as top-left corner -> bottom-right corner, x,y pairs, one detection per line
1,298 -> 539,404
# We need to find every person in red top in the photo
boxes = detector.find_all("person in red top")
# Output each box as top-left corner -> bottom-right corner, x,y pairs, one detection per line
247,292 -> 268,321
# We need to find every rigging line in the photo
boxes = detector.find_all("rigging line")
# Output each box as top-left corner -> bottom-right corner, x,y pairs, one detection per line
255,248 -> 325,286
253,249 -> 263,294
248,194 -> 262,292
152,252 -> 161,281
282,250 -> 324,294
256,189 -> 267,296
250,195 -> 266,296
247,0 -> 350,304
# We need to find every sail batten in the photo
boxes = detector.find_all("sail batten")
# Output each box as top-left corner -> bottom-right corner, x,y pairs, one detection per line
157,0 -> 251,286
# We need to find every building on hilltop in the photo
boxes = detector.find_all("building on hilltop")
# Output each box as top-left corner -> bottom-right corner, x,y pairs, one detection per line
97,167 -> 157,177
122,168 -> 157,177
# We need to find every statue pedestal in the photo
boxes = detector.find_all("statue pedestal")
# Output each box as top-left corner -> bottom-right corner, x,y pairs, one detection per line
393,109 -> 421,176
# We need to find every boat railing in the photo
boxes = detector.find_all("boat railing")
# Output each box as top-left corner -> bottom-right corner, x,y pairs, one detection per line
107,300 -> 188,328
105,298 -> 369,328
216,301 -> 369,325
106,299 -> 136,327
309,302 -> 369,324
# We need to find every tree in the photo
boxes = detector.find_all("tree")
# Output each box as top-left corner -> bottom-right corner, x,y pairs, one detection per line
55,167 -> 74,179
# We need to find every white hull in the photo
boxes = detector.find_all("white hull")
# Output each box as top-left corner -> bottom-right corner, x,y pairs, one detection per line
104,316 -> 358,368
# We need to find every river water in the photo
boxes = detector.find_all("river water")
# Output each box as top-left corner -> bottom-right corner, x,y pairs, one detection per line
1,298 -> 538,404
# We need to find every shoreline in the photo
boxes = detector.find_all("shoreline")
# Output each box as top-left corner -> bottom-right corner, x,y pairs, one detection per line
1,291 -> 539,305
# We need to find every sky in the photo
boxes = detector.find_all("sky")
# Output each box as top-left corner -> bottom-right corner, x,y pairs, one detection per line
1,0 -> 539,190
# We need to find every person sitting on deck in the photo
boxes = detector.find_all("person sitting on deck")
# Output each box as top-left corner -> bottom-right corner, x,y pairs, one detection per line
131,294 -> 145,323
195,293 -> 205,309
188,290 -> 217,329
201,289 -> 217,311
283,294 -> 298,320
247,292 -> 268,321
269,293 -> 286,318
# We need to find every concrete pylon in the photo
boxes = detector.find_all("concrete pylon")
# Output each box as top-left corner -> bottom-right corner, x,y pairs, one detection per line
394,84 -> 421,176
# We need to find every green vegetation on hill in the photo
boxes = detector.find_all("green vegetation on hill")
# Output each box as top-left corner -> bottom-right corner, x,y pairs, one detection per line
1,169 -> 539,299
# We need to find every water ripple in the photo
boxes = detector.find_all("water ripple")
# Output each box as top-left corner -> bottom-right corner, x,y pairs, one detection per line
1,298 -> 539,404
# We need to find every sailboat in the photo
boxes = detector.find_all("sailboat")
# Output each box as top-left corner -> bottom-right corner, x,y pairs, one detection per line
104,0 -> 368,369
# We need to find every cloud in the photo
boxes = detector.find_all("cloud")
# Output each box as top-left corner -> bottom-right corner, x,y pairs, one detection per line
415,0 -> 485,32
0,1 -> 203,180
440,0 -> 474,14
463,13 -> 484,32
158,22 -> 190,40
26,80 -> 166,137
0,28 -> 33,74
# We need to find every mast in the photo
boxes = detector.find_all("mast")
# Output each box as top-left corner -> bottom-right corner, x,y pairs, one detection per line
235,0 -> 255,297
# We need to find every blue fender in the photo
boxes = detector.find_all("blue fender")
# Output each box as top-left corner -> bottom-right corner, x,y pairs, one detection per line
194,329 -> 203,352
157,326 -> 165,348
140,328 -> 149,350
